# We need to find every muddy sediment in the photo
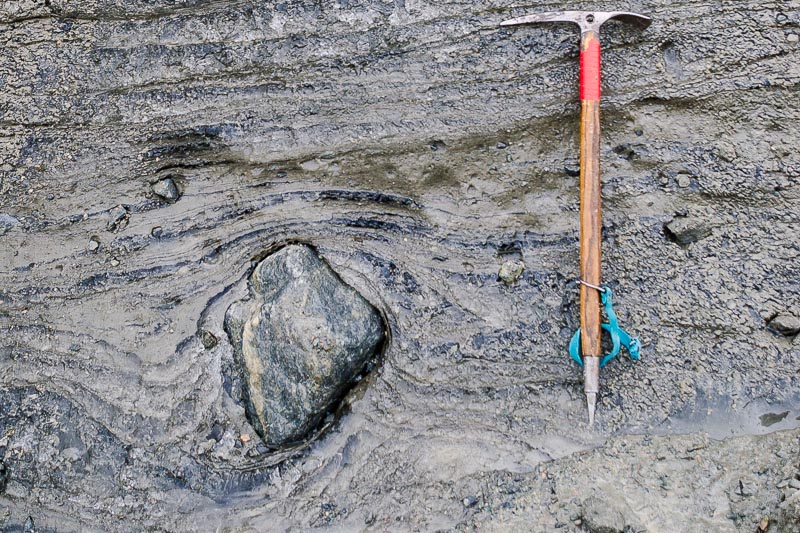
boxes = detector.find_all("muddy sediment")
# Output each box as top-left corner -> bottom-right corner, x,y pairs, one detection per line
0,0 -> 798,531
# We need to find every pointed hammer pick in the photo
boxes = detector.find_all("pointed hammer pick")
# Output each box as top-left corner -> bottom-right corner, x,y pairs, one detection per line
500,11 -> 651,425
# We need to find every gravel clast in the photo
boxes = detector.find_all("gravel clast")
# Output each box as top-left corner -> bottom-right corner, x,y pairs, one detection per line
225,244 -> 384,447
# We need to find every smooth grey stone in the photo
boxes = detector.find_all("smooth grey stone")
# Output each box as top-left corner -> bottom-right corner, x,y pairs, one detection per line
225,245 -> 384,447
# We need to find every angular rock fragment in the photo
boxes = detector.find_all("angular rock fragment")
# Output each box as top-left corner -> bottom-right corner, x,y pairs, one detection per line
664,216 -> 713,245
767,312 -> 800,337
0,213 -> 20,236
87,236 -> 100,252
759,411 -> 789,427
199,329 -> 219,349
151,177 -> 181,203
106,205 -> 129,232
225,244 -> 384,447
498,259 -> 525,285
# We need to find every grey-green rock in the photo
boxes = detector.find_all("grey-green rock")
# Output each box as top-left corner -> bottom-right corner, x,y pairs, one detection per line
664,215 -> 714,245
768,312 -> 800,337
151,177 -> 180,203
106,205 -> 129,233
225,245 -> 384,447
498,259 -> 525,285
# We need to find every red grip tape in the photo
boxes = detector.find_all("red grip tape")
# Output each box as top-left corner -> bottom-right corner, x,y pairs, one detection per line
579,36 -> 601,101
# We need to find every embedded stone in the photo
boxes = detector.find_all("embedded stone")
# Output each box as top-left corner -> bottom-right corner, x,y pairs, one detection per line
768,313 -> 800,337
151,177 -> 181,203
225,245 -> 384,447
498,259 -> 525,285
664,216 -> 713,245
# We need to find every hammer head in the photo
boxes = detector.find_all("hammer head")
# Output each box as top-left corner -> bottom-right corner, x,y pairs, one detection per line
500,11 -> 651,34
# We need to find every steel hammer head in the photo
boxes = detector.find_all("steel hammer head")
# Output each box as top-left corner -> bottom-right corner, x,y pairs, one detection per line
500,10 -> 651,34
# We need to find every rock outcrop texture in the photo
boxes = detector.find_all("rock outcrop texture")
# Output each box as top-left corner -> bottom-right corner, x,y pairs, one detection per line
0,0 -> 798,531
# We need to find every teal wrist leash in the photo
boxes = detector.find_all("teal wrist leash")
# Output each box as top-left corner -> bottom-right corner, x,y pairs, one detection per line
569,286 -> 640,368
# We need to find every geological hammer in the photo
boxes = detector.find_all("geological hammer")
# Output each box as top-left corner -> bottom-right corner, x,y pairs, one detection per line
500,11 -> 650,424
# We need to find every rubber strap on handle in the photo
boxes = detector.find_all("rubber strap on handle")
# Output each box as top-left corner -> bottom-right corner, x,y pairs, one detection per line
579,33 -> 601,101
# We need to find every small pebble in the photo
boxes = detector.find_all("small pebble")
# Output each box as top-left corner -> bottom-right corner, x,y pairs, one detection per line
498,260 -> 525,285
496,142 -> 507,149
714,141 -> 737,162
0,213 -> 21,236
767,313 -> 800,337
208,423 -> 224,442
151,177 -> 181,203
151,226 -> 163,238
463,495 -> 478,508
255,443 -> 270,455
199,330 -> 219,349
61,447 -> 81,462
677,175 -> 691,188
239,433 -> 251,443
87,236 -> 100,252
110,258 -> 120,267
197,439 -> 215,455
106,205 -> 129,232
787,33 -> 799,43
564,161 -> 581,177
664,216 -> 713,245
211,431 -> 237,460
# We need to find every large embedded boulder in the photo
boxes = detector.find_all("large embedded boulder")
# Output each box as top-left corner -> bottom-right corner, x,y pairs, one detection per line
225,245 -> 384,447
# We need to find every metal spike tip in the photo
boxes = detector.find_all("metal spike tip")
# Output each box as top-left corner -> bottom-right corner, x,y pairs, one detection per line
586,392 -> 597,426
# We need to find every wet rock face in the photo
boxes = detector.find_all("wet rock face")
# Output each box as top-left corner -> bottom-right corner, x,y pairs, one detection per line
1,0 -> 799,529
225,245 -> 384,447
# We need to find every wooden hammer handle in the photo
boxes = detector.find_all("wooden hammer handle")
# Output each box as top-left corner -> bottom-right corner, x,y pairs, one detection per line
579,30 -> 602,360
